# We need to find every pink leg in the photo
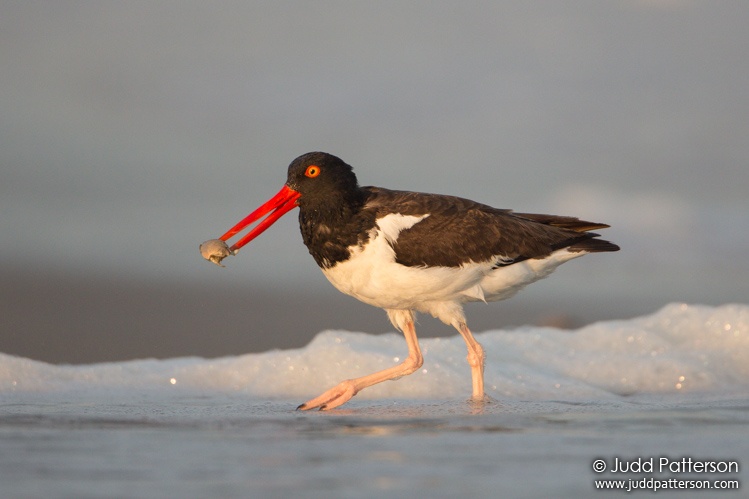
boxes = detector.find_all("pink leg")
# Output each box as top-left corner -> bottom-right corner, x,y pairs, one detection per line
455,322 -> 486,400
297,311 -> 423,411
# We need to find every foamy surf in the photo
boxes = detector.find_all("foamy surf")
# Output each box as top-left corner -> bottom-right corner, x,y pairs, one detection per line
2,303 -> 747,401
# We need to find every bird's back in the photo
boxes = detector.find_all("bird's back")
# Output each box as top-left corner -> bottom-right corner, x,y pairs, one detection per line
361,187 -> 619,269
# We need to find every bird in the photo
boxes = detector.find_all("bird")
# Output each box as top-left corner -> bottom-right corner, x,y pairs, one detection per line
200,152 -> 619,410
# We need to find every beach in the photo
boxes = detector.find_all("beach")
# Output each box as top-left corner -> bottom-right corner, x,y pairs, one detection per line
2,303 -> 746,498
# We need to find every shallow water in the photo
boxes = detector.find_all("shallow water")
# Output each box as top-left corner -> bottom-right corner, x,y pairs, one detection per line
2,393 -> 746,498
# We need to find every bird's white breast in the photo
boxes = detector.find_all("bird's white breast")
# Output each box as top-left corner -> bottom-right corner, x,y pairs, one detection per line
322,213 -> 489,310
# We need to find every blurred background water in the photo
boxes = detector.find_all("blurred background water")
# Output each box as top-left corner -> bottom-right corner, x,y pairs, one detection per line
1,1 -> 747,363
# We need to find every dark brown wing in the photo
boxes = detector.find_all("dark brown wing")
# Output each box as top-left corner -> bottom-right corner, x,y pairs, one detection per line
362,187 -> 619,268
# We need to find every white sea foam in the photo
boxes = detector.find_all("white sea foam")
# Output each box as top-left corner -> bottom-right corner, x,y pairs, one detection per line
2,303 -> 747,401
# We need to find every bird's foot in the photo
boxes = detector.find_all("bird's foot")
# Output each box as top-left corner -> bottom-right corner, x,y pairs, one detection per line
467,393 -> 498,414
296,380 -> 357,411
469,393 -> 497,404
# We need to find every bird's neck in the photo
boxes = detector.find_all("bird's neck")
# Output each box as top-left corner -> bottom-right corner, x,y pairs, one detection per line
297,189 -> 369,269
299,188 -> 365,223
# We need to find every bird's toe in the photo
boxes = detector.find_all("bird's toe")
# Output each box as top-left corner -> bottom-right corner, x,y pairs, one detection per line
296,380 -> 357,411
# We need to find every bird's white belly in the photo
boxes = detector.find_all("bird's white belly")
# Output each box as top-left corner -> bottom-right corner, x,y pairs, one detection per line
321,213 -> 479,310
322,234 -> 489,311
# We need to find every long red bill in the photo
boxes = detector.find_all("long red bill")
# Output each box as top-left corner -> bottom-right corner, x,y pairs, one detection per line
219,185 -> 301,253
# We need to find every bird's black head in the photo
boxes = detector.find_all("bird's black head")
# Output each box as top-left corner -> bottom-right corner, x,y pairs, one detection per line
209,152 -> 363,257
285,152 -> 360,207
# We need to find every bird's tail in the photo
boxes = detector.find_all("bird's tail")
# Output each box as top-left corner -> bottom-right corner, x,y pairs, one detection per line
514,212 -> 620,253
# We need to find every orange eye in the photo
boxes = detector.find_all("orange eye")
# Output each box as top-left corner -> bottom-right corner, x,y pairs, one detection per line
305,165 -> 321,178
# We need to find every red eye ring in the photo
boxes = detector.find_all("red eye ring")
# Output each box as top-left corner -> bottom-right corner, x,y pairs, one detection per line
305,165 -> 320,178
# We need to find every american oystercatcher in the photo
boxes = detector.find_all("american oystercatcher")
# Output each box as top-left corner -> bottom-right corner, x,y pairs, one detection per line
200,152 -> 619,410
